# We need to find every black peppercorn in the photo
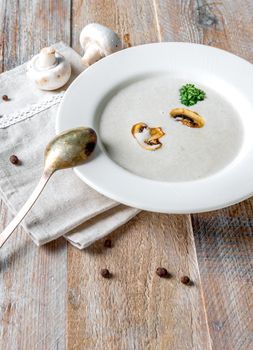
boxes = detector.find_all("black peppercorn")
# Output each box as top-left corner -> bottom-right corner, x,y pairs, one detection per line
180,276 -> 191,285
104,239 -> 112,248
2,95 -> 9,101
101,269 -> 111,279
9,155 -> 20,165
156,267 -> 169,278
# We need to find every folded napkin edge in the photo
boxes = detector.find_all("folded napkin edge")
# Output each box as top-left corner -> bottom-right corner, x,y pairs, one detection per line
26,201 -> 119,246
65,208 -> 141,249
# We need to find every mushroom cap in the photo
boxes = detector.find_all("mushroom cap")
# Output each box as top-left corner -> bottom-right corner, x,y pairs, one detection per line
80,23 -> 122,55
27,50 -> 71,91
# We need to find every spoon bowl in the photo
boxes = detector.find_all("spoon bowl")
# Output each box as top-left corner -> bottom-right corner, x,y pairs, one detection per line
45,127 -> 97,173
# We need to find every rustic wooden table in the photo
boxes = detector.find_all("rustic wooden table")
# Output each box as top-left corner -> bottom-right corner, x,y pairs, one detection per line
0,1 -> 252,349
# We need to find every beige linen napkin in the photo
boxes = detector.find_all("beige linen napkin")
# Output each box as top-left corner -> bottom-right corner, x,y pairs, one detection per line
0,42 -> 140,248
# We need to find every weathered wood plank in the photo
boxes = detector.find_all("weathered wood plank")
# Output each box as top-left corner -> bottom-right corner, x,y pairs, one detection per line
155,1 -> 253,349
0,209 -> 67,350
155,0 -> 253,61
193,201 -> 253,350
71,0 -> 158,55
68,1 -> 211,349
68,212 -> 211,349
0,1 -> 70,348
0,0 -> 71,71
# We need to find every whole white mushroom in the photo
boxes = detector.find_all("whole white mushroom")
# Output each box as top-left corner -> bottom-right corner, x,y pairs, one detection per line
80,23 -> 122,66
27,47 -> 71,91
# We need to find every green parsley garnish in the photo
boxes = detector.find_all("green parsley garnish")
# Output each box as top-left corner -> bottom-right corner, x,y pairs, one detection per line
179,84 -> 206,106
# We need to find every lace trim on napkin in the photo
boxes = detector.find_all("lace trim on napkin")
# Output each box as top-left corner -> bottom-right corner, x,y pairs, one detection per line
0,92 -> 64,128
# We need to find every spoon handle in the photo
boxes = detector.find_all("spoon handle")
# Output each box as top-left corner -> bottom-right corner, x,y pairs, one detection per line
0,172 -> 52,248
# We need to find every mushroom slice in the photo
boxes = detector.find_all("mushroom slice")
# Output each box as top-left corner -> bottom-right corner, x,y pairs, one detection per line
170,108 -> 205,128
131,123 -> 165,151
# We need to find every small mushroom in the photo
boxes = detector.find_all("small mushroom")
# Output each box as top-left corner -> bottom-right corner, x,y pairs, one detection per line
80,23 -> 122,66
27,47 -> 71,90
170,108 -> 205,128
131,122 -> 165,151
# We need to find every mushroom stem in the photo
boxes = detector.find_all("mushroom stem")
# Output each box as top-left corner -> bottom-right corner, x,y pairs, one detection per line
38,47 -> 57,69
81,44 -> 104,66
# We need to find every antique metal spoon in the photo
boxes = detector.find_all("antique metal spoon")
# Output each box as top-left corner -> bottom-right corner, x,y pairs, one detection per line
0,127 -> 97,247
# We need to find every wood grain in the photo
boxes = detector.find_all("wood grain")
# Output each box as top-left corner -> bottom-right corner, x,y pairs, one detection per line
155,0 -> 253,348
193,201 -> 253,350
67,212 -> 211,349
0,209 -> 67,350
71,0 -> 159,55
0,1 -> 70,349
68,1 -> 211,349
0,0 -> 71,71
155,0 -> 253,60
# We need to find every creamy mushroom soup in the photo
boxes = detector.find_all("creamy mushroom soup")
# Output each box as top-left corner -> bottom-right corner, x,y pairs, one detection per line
99,75 -> 243,182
